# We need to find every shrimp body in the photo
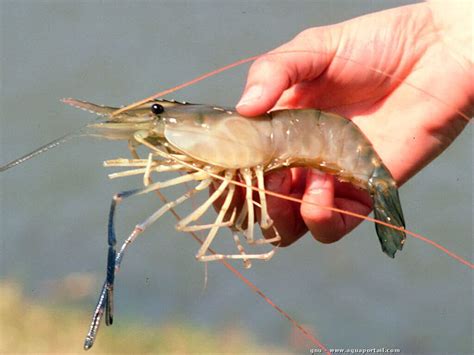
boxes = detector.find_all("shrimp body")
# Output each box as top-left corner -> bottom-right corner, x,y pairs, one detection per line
169,105 -> 406,257
68,98 -> 406,259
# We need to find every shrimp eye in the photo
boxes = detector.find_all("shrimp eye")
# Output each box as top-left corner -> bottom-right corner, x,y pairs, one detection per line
151,103 -> 164,115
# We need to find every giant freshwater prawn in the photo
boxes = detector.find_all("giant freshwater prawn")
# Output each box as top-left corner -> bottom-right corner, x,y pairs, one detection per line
1,49 -> 472,353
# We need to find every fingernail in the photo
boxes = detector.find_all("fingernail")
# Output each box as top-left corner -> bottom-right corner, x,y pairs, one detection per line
307,169 -> 328,193
236,85 -> 263,107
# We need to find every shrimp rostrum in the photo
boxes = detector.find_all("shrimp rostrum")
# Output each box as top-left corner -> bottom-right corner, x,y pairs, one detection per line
61,97 -> 406,349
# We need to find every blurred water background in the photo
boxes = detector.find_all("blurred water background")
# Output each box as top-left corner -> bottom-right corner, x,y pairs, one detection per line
0,1 -> 472,353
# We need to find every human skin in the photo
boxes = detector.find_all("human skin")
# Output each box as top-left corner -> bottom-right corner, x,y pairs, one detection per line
234,1 -> 473,246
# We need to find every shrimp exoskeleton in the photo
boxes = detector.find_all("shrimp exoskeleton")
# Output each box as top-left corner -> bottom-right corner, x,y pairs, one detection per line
58,97 -> 406,349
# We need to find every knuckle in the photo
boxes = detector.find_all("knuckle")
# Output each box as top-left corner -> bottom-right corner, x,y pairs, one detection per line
294,27 -> 317,41
249,56 -> 282,76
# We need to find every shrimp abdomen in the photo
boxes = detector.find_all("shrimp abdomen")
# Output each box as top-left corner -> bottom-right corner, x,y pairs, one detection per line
270,109 -> 406,257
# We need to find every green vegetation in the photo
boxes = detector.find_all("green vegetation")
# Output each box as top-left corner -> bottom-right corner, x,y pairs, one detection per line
0,281 -> 286,354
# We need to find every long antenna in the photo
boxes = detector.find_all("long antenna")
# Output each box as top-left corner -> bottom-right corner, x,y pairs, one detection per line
0,127 -> 86,172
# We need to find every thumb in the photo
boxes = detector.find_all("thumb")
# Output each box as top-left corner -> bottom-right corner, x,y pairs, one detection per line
236,27 -> 340,116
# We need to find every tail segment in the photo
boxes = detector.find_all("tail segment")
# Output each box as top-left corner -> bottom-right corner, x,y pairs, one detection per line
368,167 -> 406,258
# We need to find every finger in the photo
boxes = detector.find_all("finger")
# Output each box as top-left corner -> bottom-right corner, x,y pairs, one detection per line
301,169 -> 373,244
236,27 -> 340,116
333,179 -> 372,236
300,169 -> 346,244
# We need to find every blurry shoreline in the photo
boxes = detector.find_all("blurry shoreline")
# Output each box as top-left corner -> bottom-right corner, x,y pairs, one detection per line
0,280 -> 289,354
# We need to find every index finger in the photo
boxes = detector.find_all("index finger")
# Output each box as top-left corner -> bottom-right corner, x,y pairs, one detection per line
236,28 -> 339,116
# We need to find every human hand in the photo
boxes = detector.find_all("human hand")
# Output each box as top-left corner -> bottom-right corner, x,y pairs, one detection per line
236,1 -> 473,246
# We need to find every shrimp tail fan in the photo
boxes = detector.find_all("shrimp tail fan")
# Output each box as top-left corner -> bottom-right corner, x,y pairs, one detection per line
368,166 -> 406,258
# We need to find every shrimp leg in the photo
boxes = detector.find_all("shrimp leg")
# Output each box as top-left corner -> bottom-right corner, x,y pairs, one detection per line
106,160 -> 191,179
175,171 -> 232,232
193,170 -> 277,263
241,168 -> 280,245
178,210 -> 236,231
255,166 -> 281,244
241,168 -> 256,244
103,171 -> 211,326
255,166 -> 273,229
85,178 -> 211,349
194,179 -> 235,259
